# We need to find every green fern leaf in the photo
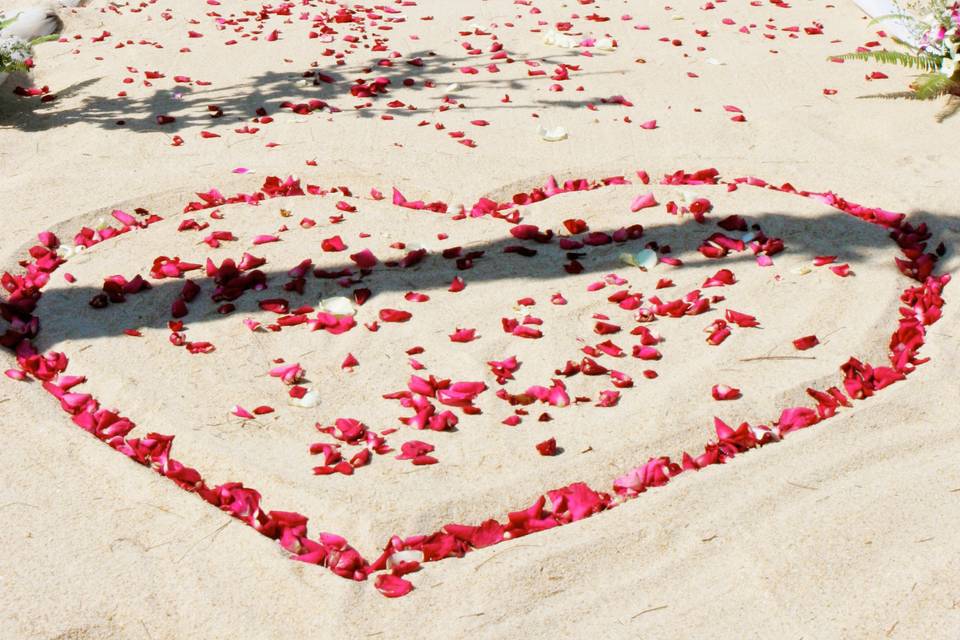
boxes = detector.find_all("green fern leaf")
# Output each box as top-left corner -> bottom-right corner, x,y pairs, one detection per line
830,50 -> 942,73
29,34 -> 60,46
867,12 -> 927,30
889,35 -> 919,52
913,73 -> 955,99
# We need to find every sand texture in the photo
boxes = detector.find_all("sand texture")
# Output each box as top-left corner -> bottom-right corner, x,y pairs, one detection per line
1,0 -> 959,638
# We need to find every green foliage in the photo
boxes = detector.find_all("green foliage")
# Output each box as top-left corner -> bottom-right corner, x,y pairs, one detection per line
888,35 -> 920,51
866,12 -> 930,31
913,72 -> 959,99
830,50 -> 942,73
30,34 -> 60,46
838,0 -> 960,106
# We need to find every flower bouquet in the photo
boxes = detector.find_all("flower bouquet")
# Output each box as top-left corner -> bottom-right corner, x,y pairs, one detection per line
834,0 -> 960,99
0,15 -> 57,75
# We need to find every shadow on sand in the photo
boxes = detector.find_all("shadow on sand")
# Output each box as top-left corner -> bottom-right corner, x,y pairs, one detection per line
26,204 -> 955,350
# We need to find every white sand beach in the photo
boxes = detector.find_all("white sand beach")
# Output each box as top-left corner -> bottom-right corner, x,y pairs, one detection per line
1,1 -> 959,638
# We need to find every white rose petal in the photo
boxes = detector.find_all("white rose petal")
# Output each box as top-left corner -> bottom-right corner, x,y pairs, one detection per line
320,296 -> 356,317
388,550 -> 424,568
538,125 -> 568,142
595,37 -> 616,51
543,29 -> 578,48
288,388 -> 320,408
621,249 -> 658,271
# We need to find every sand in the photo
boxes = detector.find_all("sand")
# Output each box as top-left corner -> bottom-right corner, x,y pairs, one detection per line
1,0 -> 959,638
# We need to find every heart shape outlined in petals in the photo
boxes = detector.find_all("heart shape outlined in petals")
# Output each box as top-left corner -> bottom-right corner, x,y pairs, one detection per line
3,168 -> 948,597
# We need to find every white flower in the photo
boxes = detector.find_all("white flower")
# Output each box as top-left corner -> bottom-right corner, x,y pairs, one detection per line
0,34 -> 32,71
941,56 -> 958,77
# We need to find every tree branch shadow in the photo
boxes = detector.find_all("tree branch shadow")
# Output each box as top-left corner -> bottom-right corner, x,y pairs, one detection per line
0,49 -> 618,133
28,204 -> 953,350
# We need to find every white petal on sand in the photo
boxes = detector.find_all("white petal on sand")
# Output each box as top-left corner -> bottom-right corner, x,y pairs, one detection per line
538,125 -> 568,142
319,296 -> 356,316
287,388 -> 320,408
